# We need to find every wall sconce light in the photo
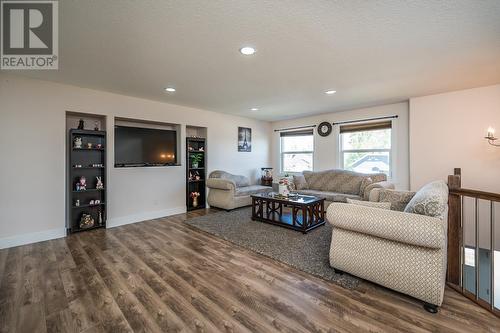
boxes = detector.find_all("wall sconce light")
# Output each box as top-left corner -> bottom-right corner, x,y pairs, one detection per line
485,127 -> 500,147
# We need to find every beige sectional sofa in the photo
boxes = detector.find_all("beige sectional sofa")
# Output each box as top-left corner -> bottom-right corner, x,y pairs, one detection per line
327,181 -> 449,313
292,169 -> 394,207
208,168 -> 394,211
206,170 -> 272,210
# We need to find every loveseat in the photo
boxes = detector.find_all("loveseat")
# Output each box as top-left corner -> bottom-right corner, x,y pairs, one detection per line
327,181 -> 449,312
291,169 -> 394,207
206,170 -> 272,210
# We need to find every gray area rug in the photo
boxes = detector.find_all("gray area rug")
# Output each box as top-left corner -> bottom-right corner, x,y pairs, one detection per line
185,207 -> 360,289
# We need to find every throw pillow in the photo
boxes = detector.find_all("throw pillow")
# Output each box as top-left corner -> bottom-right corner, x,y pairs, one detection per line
404,180 -> 449,218
378,189 -> 416,211
346,198 -> 391,210
293,174 -> 309,190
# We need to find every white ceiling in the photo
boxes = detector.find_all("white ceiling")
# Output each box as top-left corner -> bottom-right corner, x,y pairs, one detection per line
10,0 -> 500,121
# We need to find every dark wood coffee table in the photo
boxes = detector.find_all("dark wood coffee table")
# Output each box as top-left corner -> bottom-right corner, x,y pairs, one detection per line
251,193 -> 325,233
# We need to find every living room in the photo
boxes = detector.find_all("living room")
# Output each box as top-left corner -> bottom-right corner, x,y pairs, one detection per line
1,1 -> 500,332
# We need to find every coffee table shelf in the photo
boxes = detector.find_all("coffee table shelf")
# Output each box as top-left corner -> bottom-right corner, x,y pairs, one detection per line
251,193 -> 325,233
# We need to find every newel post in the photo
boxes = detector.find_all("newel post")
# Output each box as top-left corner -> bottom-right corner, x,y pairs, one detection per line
447,168 -> 462,286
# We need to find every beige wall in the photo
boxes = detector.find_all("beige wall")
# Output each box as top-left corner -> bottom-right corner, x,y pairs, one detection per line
270,102 -> 410,189
0,75 -> 270,247
1,72 -> 499,249
409,84 -> 500,192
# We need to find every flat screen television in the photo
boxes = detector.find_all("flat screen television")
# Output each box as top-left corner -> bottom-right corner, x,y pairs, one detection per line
114,125 -> 178,167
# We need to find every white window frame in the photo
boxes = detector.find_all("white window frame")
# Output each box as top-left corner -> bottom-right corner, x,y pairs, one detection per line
338,120 -> 394,179
280,131 -> 314,173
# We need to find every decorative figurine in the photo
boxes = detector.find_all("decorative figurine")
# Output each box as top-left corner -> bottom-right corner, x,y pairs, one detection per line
261,167 -> 273,187
96,176 -> 104,189
79,213 -> 94,229
199,147 -> 204,152
75,199 -> 80,207
188,146 -> 194,151
73,137 -> 83,149
78,176 -> 86,191
94,121 -> 99,131
96,143 -> 103,149
77,119 -> 85,130
190,192 -> 201,208
87,142 -> 93,149
194,171 -> 201,180
89,200 -> 95,205
94,199 -> 100,204
98,211 -> 103,225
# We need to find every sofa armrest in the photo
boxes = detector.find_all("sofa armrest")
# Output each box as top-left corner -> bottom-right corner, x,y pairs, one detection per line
363,181 -> 395,200
327,203 -> 445,249
206,178 -> 236,191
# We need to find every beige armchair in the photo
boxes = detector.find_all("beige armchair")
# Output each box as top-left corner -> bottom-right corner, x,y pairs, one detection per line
207,170 -> 272,210
327,181 -> 449,313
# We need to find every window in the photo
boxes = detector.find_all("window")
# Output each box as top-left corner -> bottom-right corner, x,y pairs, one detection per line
340,121 -> 392,177
280,129 -> 314,172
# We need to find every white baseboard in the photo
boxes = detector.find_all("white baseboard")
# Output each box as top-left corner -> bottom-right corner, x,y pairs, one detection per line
0,228 -> 66,250
107,206 -> 186,228
0,207 -> 186,249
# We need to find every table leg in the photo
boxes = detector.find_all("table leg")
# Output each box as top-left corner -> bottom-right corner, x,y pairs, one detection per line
302,206 -> 307,233
252,197 -> 256,220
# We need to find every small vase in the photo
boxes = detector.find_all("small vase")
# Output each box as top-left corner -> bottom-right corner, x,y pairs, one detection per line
192,162 -> 199,169
279,184 -> 290,197
192,197 -> 198,208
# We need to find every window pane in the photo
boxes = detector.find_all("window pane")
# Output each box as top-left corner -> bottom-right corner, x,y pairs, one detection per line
342,129 -> 391,150
283,153 -> 313,172
282,135 -> 313,152
343,151 -> 390,175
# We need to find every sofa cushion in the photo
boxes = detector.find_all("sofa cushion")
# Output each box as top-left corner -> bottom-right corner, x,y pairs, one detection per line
295,189 -> 362,202
302,169 -> 387,195
302,169 -> 364,194
235,185 -> 272,197
346,198 -> 391,210
404,181 -> 448,219
209,170 -> 250,187
293,174 -> 309,190
377,189 -> 416,211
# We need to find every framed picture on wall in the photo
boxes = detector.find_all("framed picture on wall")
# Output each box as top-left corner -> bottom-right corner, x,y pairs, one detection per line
238,127 -> 252,152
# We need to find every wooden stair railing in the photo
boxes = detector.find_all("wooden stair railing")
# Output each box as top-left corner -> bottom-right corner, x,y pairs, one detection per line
447,168 -> 500,317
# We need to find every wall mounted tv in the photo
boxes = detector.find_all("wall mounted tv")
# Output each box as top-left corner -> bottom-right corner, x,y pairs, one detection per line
114,125 -> 178,167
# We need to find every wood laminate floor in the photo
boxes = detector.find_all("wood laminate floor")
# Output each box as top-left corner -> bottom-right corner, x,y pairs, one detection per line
0,209 -> 499,333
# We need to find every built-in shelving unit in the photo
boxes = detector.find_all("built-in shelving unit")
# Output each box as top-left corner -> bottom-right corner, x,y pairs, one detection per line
67,124 -> 107,234
186,126 -> 207,211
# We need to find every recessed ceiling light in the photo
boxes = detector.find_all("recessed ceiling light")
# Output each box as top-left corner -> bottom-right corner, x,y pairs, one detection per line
164,87 -> 176,92
250,107 -> 259,111
240,46 -> 256,55
325,90 -> 336,95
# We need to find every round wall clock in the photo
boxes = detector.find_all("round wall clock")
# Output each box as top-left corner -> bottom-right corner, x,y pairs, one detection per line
317,122 -> 332,137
